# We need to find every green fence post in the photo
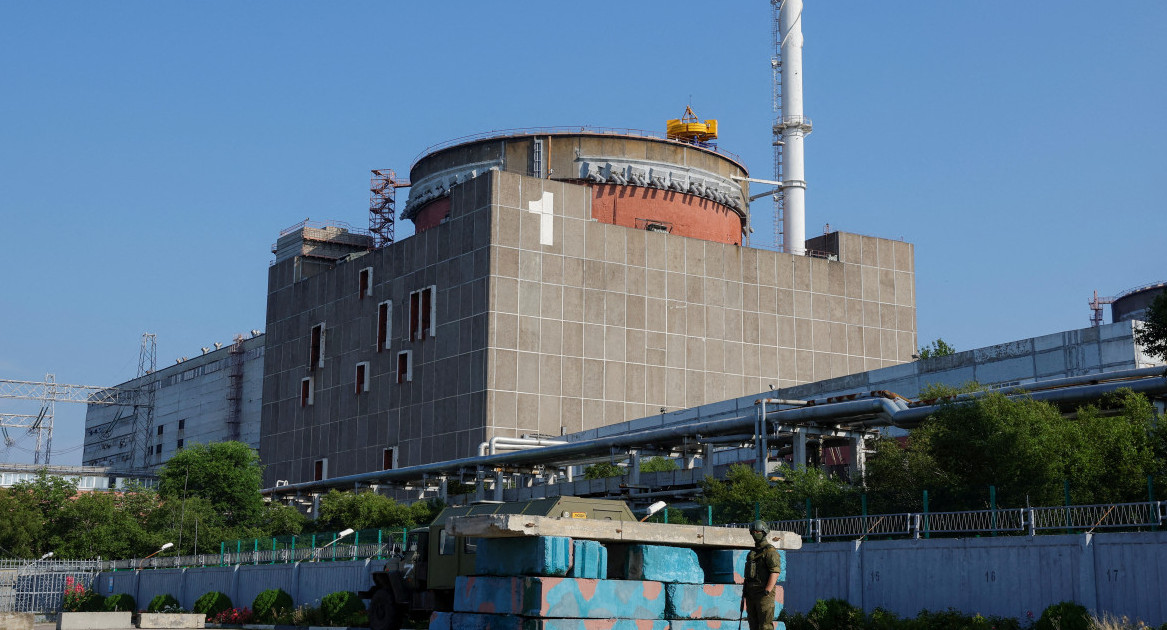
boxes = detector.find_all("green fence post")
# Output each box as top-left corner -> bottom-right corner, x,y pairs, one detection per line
990,485 -> 997,537
253,539 -> 259,565
922,490 -> 930,539
292,535 -> 297,561
377,530 -> 383,560
663,509 -> 669,524
220,542 -> 225,567
1064,479 -> 1072,534
1150,475 -> 1157,532
754,502 -> 761,521
331,532 -> 338,562
236,540 -> 241,562
805,499 -> 812,542
706,505 -> 713,526
353,531 -> 360,561
861,494 -> 868,538
271,537 -> 276,565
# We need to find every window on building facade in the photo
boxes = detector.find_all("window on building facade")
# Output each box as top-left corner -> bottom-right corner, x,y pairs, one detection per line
300,377 -> 314,407
309,322 -> 326,369
383,447 -> 397,470
359,267 -> 373,299
377,300 -> 392,352
408,286 -> 437,341
177,419 -> 185,431
177,439 -> 184,450
396,351 -> 412,384
155,444 -> 162,455
314,458 -> 328,481
355,362 -> 370,395
157,425 -> 164,436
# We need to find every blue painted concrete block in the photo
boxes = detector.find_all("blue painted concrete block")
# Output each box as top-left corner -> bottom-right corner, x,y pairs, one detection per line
664,583 -> 783,620
669,622 -> 785,630
624,545 -> 704,584
428,611 -> 454,630
569,540 -> 607,579
441,617 -> 670,630
476,536 -> 574,577
703,549 -> 786,584
454,576 -> 666,619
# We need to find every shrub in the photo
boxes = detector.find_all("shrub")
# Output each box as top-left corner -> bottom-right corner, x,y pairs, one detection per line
146,593 -> 180,613
192,591 -> 233,619
806,598 -> 864,630
103,593 -> 136,612
251,588 -> 294,623
1035,601 -> 1090,630
211,607 -> 254,624
320,591 -> 366,626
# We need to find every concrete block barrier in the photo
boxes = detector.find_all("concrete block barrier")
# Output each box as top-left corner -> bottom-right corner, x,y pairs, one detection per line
701,549 -> 746,585
569,540 -> 608,579
0,612 -> 34,630
137,612 -> 206,628
624,546 -> 703,584
668,622 -> 785,630
432,615 -> 670,630
664,583 -> 743,620
57,611 -> 132,629
477,536 -> 574,577
454,576 -> 666,619
428,611 -> 453,630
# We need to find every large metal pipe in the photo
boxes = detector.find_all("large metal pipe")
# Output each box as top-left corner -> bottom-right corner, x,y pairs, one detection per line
264,372 -> 1167,497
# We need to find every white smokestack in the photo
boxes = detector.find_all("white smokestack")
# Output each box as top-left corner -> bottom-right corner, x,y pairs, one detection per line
777,0 -> 811,255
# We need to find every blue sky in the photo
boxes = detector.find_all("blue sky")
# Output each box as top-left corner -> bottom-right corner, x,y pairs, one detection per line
2,2 -> 1164,465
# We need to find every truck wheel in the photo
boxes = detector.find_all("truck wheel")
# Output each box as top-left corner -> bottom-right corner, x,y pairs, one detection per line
369,588 -> 404,630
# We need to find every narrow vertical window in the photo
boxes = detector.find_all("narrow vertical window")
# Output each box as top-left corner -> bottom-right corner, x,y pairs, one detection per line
383,447 -> 396,470
314,458 -> 328,481
397,351 -> 412,383
176,439 -> 184,450
157,425 -> 164,436
355,362 -> 370,395
300,377 -> 314,407
359,267 -> 373,299
309,322 -> 326,369
420,285 -> 435,339
377,300 -> 392,352
177,419 -> 185,431
408,291 -> 421,340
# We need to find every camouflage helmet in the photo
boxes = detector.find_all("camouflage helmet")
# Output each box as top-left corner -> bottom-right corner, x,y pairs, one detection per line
748,519 -> 770,534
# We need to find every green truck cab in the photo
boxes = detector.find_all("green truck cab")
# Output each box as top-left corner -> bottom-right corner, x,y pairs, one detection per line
360,496 -> 635,630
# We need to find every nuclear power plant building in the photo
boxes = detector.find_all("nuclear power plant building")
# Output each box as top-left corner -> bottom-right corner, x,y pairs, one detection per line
259,131 -> 917,487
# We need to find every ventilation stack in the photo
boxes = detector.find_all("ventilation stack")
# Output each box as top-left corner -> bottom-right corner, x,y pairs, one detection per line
773,0 -> 812,255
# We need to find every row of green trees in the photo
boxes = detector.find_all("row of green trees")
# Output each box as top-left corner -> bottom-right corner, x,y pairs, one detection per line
700,388 -> 1167,523
0,441 -> 441,560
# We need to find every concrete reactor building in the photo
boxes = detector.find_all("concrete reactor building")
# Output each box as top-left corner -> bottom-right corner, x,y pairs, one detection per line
259,129 -> 918,487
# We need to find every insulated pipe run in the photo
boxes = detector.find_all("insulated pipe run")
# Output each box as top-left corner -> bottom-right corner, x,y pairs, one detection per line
264,375 -> 1167,496
478,436 -> 567,456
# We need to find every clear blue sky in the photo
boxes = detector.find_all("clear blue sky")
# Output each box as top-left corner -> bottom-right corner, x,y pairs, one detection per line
2,2 -> 1164,465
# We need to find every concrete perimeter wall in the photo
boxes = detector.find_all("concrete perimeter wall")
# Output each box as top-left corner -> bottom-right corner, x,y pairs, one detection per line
96,560 -> 380,611
97,532 -> 1167,625
784,532 -> 1167,625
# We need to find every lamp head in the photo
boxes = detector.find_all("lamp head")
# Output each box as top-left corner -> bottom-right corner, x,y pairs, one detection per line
645,501 -> 667,517
160,542 -> 174,551
338,528 -> 355,538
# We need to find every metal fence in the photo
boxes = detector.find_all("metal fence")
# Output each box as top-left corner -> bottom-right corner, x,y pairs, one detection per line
105,528 -> 407,571
0,559 -> 102,613
731,500 -> 1164,542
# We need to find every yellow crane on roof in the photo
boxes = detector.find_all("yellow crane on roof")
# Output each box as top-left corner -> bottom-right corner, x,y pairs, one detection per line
666,105 -> 718,143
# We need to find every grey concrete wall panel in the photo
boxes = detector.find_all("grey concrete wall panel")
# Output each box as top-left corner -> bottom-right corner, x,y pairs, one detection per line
780,532 -> 1167,626
180,566 -> 237,606
1092,533 -> 1167,625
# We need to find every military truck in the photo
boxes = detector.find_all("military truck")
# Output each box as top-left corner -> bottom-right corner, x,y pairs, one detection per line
359,496 -> 636,630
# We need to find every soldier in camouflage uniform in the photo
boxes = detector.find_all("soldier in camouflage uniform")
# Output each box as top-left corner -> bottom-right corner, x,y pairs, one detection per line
740,519 -> 782,630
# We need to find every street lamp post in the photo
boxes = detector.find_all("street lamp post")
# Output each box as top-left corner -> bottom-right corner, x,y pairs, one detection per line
313,528 -> 354,562
139,543 -> 174,570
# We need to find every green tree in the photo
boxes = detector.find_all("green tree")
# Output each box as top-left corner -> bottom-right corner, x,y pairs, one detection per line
917,338 -> 956,359
0,487 -> 44,558
701,464 -> 795,523
158,441 -> 265,528
1133,291 -> 1167,361
582,462 -> 624,479
10,471 -> 79,555
56,491 -> 157,559
862,434 -> 949,513
640,457 -> 679,473
315,490 -> 438,532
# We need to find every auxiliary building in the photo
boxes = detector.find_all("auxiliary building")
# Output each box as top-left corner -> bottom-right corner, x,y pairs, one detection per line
259,130 -> 917,488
